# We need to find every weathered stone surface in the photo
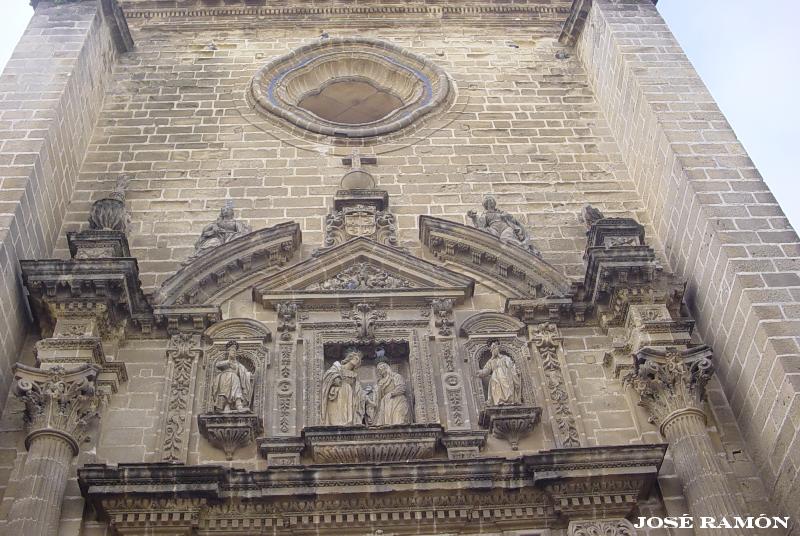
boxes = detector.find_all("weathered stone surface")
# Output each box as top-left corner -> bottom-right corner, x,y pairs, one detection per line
0,0 -> 793,533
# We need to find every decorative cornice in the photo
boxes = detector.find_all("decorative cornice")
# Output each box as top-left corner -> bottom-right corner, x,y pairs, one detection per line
254,237 -> 474,308
155,222 -> 301,306
419,215 -> 573,299
121,3 -> 571,26
79,444 -> 665,531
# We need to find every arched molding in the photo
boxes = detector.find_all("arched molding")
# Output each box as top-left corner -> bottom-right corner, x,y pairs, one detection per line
155,223 -> 301,306
419,215 -> 573,299
460,311 -> 526,338
250,37 -> 452,139
204,318 -> 272,344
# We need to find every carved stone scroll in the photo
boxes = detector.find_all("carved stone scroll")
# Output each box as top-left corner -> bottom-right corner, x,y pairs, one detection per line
531,322 -> 581,448
159,334 -> 202,463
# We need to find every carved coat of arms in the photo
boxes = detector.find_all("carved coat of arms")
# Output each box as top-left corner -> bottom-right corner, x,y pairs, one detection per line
344,207 -> 377,238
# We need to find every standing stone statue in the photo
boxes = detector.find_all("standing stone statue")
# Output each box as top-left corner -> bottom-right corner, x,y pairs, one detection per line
467,195 -> 540,256
211,341 -> 253,413
321,348 -> 368,426
373,362 -> 410,426
477,341 -> 522,406
189,201 -> 252,261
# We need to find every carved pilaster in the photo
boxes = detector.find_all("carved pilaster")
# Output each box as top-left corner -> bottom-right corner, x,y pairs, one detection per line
8,364 -> 102,536
439,339 -> 470,430
275,342 -> 297,436
568,519 -> 636,536
531,322 -> 581,448
159,334 -> 202,463
628,347 -> 747,535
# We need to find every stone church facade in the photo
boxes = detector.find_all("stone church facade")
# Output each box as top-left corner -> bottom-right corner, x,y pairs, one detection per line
0,0 -> 797,535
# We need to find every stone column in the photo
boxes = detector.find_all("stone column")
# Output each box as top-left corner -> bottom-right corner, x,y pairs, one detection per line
629,347 -> 746,536
7,363 -> 102,536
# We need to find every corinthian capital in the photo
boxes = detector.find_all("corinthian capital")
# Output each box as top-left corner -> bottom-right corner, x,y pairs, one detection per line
627,346 -> 714,434
12,363 -> 102,455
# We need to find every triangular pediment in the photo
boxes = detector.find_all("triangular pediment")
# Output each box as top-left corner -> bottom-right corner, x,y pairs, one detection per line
254,237 -> 474,308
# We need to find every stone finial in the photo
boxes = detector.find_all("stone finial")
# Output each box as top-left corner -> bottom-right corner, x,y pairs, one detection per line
626,346 -> 713,434
13,363 -> 102,454
466,195 -> 541,257
88,175 -> 131,233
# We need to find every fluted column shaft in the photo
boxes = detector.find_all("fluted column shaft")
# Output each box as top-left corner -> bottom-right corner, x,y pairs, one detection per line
6,432 -> 75,536
662,409 -> 746,536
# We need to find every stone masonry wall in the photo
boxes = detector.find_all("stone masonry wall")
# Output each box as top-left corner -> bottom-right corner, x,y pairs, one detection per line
53,8 -> 649,290
0,1 -> 119,408
575,0 -> 800,523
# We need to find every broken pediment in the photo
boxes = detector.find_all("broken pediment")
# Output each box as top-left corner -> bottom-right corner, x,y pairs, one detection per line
154,222 -> 301,306
419,215 -> 574,300
254,237 -> 474,308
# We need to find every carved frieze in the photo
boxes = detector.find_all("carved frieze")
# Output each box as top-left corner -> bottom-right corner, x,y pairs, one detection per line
80,444 -> 666,533
256,237 -> 473,311
308,262 -> 413,290
303,424 -> 442,463
532,322 -> 581,448
159,334 -> 202,463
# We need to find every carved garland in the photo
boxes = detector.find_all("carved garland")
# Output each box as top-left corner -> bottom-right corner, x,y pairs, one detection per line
533,323 -> 580,448
160,334 -> 202,463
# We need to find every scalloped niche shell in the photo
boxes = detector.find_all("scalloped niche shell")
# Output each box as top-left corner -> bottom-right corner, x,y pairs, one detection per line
250,37 -> 452,139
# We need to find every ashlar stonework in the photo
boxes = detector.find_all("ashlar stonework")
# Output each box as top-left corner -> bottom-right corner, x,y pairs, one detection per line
0,0 -> 796,535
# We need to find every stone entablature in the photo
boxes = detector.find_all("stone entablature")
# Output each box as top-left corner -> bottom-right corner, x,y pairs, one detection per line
79,444 -> 665,534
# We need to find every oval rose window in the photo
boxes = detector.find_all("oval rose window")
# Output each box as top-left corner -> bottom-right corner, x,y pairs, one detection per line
250,37 -> 451,138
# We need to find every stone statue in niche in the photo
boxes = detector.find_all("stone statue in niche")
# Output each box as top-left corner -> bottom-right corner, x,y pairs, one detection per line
211,340 -> 253,413
321,348 -> 368,426
189,201 -> 252,261
373,361 -> 410,426
467,195 -> 540,256
477,340 -> 522,406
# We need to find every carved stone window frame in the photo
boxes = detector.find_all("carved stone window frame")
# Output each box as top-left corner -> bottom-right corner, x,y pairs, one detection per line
304,323 -> 438,428
201,319 -> 271,417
